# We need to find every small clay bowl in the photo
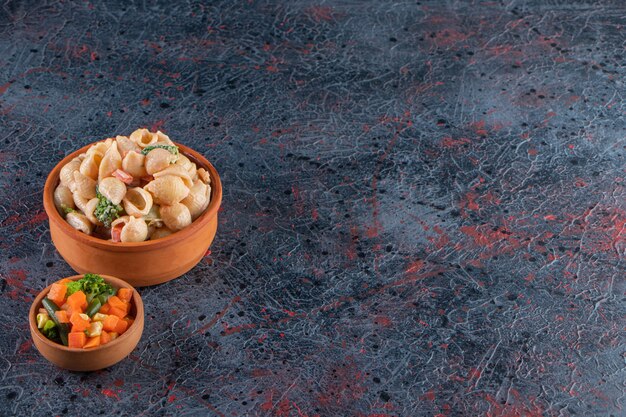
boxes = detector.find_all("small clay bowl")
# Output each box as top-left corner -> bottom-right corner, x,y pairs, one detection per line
29,274 -> 144,372
43,142 -> 222,287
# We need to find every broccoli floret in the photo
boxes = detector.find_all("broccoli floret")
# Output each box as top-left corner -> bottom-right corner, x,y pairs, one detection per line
141,144 -> 179,161
41,319 -> 59,342
94,188 -> 122,228
66,273 -> 114,302
80,273 -> 114,302
65,280 -> 82,296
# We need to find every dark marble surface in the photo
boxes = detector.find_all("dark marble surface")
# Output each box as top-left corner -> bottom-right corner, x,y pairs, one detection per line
0,1 -> 624,416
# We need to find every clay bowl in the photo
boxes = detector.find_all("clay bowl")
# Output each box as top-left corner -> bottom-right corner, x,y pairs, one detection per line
43,142 -> 222,287
29,274 -> 144,371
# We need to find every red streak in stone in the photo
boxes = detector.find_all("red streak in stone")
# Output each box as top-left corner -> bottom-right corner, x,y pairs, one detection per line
14,210 -> 48,232
420,390 -> 435,401
306,6 -> 334,22
18,340 -> 32,354
101,389 -> 120,400
4,269 -> 38,301
484,392 -> 545,417
378,267 -> 446,292
441,136 -> 471,148
194,296 -> 241,335
459,225 -> 506,248
221,322 -> 257,335
251,368 -> 272,378
0,82 -> 11,96
375,316 -> 393,327
469,120 -> 488,136
150,119 -> 166,132
405,260 -> 424,274
431,29 -> 472,47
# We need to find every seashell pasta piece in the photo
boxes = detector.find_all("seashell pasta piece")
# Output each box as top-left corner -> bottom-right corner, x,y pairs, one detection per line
72,171 -> 97,199
130,128 -> 157,148
73,192 -> 90,213
79,152 -> 102,180
197,167 -> 211,184
152,164 -> 193,188
144,175 -> 189,205
53,185 -> 75,215
175,154 -> 192,171
99,177 -> 127,205
149,226 -> 174,240
160,203 -> 192,231
84,197 -> 102,225
123,187 -> 153,217
175,154 -> 197,180
111,215 -> 148,242
87,138 -> 112,158
98,141 -> 122,181
145,148 -> 174,175
66,212 -> 93,235
116,135 -> 140,158
154,130 -> 174,145
122,151 -> 148,178
59,157 -> 82,189
181,179 -> 210,220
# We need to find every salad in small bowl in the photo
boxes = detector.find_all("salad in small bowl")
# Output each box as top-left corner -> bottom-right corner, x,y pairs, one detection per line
29,274 -> 144,371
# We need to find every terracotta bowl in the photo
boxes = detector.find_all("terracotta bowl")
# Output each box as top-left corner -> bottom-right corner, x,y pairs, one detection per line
29,274 -> 144,371
43,142 -> 222,287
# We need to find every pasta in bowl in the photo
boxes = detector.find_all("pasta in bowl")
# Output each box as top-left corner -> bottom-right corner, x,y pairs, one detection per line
43,129 -> 222,286
53,129 -> 212,242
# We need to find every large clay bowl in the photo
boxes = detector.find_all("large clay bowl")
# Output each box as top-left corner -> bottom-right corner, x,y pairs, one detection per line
43,142 -> 222,287
29,274 -> 144,371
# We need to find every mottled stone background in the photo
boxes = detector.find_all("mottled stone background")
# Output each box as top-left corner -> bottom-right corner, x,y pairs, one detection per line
0,1 -> 624,416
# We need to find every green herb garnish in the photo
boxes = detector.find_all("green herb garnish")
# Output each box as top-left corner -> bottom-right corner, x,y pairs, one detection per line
66,273 -> 115,302
141,144 -> 179,158
94,187 -> 123,228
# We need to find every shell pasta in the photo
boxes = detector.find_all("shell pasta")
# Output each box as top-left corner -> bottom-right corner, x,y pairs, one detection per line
54,129 -> 212,242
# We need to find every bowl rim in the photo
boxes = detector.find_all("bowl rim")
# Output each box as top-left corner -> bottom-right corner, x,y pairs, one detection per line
43,141 -> 222,252
29,274 -> 144,353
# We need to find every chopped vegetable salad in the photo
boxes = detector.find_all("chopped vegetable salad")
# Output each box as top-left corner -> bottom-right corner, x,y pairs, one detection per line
37,274 -> 135,349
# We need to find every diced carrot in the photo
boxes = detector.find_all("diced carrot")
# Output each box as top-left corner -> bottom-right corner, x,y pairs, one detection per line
124,317 -> 134,328
140,175 -> 154,186
54,310 -> 70,323
48,283 -> 67,307
84,336 -> 101,349
109,307 -> 126,318
68,332 -> 86,348
62,303 -> 79,317
103,315 -> 120,332
67,291 -> 87,310
70,312 -> 90,332
57,278 -> 73,285
114,319 -> 128,335
108,296 -> 126,310
99,303 -> 111,314
111,223 -> 123,242
117,288 -> 133,303
100,331 -> 112,345
112,169 -> 134,184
